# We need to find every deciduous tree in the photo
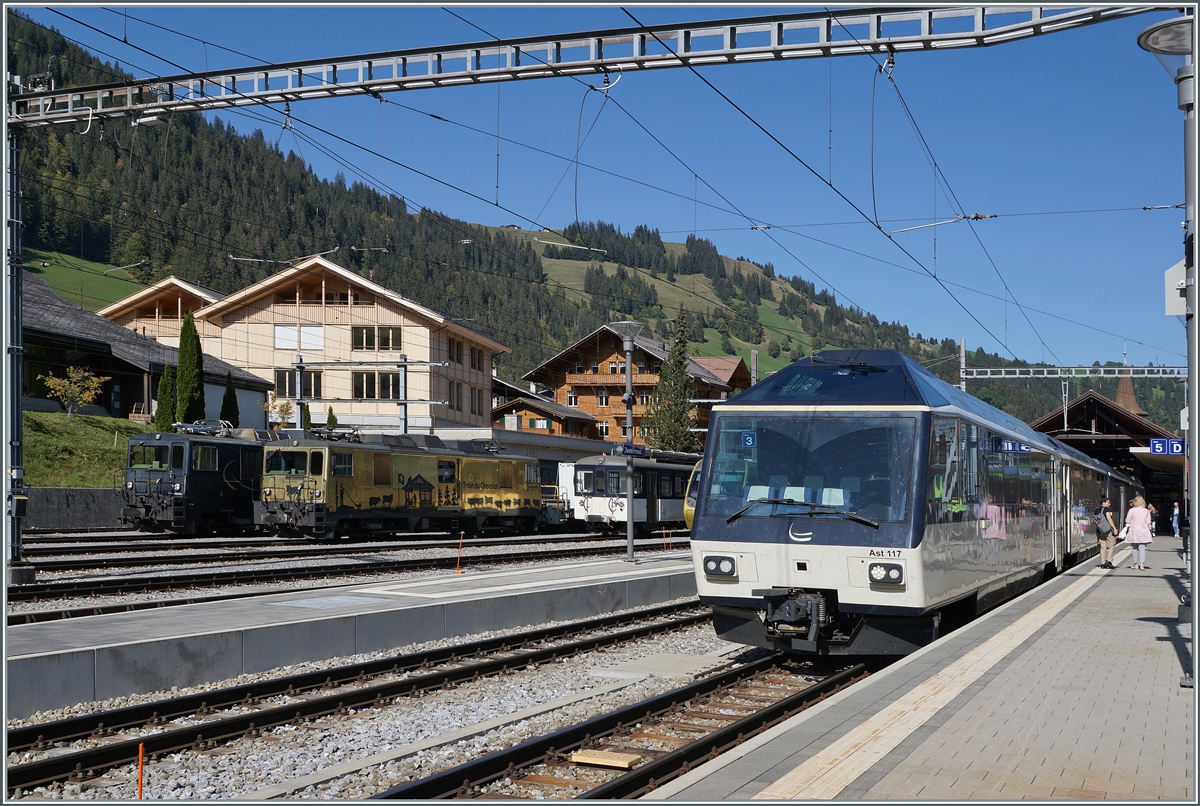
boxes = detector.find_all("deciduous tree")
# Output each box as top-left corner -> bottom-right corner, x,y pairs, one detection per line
37,366 -> 110,419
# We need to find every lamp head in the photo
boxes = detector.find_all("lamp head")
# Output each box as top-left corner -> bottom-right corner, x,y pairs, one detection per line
1138,15 -> 1194,78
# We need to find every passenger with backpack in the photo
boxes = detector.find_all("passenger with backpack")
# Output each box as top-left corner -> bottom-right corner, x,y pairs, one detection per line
1095,497 -> 1117,569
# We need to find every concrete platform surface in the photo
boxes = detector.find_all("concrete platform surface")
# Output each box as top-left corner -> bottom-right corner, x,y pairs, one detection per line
7,552 -> 695,719
647,539 -> 1194,801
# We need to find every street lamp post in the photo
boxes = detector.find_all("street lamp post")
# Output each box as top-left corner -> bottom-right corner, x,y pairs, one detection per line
1138,12 -> 1196,688
610,321 -> 644,563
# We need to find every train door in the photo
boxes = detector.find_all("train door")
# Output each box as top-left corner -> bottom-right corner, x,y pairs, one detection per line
645,469 -> 658,524
1053,456 -> 1066,573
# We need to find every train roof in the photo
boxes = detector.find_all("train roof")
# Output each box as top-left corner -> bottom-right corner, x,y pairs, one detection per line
724,350 -> 1122,479
573,454 -> 697,471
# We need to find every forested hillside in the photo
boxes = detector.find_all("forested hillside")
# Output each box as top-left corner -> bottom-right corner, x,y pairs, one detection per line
8,11 -> 1184,434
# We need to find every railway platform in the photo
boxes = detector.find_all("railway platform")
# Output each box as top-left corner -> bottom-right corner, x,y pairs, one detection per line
6,552 -> 694,720
648,538 -> 1195,801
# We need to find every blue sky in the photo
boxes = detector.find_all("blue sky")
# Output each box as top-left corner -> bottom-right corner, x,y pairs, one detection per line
14,4 -> 1193,367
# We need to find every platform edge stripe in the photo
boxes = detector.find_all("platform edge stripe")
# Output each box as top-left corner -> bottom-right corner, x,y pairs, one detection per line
752,559 -> 1113,800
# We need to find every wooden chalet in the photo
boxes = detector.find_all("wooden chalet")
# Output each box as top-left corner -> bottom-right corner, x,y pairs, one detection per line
98,255 -> 509,433
521,325 -> 736,446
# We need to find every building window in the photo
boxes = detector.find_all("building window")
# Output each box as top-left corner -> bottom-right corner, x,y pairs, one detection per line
379,372 -> 401,400
300,325 -> 323,351
449,381 -> 463,412
591,362 -> 599,374
353,371 -> 376,399
637,360 -> 647,373
574,362 -> 583,374
653,362 -> 662,373
468,346 -> 485,371
448,337 -> 464,364
638,391 -> 650,406
470,386 -> 485,416
609,362 -> 618,374
567,390 -> 578,407
618,362 -> 626,374
352,326 -> 376,350
620,422 -> 629,439
529,418 -> 549,430
597,420 -> 609,438
276,369 -> 322,398
274,324 -> 298,351
597,390 -> 609,407
379,327 -> 402,351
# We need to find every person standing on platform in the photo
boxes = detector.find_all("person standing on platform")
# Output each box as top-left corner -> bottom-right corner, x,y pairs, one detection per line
1147,501 -> 1159,535
1125,495 -> 1154,570
1095,497 -> 1118,569
1173,502 -> 1181,540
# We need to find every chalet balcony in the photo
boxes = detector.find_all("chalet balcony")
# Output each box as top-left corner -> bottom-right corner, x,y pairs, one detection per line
564,372 -> 659,386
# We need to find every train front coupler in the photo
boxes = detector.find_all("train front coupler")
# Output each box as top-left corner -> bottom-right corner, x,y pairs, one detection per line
754,588 -> 829,652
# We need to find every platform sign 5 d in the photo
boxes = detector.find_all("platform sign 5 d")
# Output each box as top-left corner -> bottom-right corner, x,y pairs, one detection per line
1149,438 -> 1184,456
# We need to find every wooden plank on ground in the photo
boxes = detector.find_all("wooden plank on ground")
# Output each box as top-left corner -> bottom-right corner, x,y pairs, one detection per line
569,749 -> 642,770
680,710 -> 742,720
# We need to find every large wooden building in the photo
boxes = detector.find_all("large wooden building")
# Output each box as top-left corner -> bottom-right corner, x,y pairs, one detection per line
98,255 -> 507,433
520,325 -> 746,446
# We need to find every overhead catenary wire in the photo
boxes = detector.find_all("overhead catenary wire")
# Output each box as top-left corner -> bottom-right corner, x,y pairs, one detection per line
24,8 -> 1180,371
619,7 -> 1014,363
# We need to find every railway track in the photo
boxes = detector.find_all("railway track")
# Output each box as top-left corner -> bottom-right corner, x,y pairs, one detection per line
16,532 -> 686,571
5,601 -> 709,795
6,542 -> 687,605
372,657 -> 872,800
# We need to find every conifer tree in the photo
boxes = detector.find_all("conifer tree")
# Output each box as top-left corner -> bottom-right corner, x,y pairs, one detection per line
219,371 -> 240,427
175,311 -> 205,423
153,366 -> 175,431
301,403 -> 312,430
327,406 -> 338,428
645,314 -> 697,452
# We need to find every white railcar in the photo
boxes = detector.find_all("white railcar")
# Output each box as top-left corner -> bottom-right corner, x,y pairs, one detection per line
692,350 -> 1141,655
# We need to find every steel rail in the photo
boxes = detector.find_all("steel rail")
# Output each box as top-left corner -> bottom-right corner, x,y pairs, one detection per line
371,658 -> 870,799
15,531 -> 639,560
5,603 -> 709,793
5,541 -> 687,602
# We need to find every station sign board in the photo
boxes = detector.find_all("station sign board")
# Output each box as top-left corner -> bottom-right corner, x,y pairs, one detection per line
610,442 -> 648,458
1149,437 -> 1184,456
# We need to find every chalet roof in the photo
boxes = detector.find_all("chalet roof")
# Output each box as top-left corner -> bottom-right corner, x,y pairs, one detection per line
692,355 -> 748,385
195,255 -> 510,354
1028,388 -> 1174,441
491,374 -> 548,402
522,324 -> 729,389
23,272 -> 271,391
97,274 -> 226,319
493,395 -> 596,422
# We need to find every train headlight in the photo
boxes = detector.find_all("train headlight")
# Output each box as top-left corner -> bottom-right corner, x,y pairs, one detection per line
171,483 -> 182,493
703,555 -> 737,576
125,481 -> 133,490
868,562 -> 904,584
262,488 -> 273,500
312,489 -> 322,500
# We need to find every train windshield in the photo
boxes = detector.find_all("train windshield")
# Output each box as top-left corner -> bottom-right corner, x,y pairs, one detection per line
265,450 -> 308,475
703,416 -> 916,523
129,445 -> 169,469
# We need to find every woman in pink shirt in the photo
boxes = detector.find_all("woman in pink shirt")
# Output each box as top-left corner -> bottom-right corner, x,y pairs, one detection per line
1124,495 -> 1154,570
